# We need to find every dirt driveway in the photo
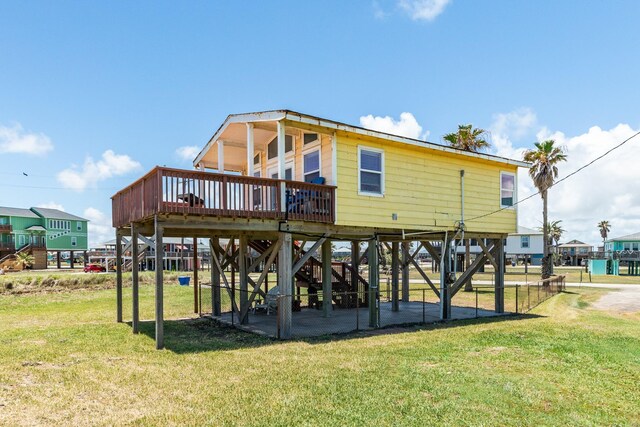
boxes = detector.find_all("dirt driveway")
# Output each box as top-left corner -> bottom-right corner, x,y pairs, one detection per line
588,284 -> 640,313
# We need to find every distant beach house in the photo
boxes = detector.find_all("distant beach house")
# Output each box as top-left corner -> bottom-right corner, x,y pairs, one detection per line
0,206 -> 88,270
505,226 -> 544,266
590,232 -> 640,276
557,239 -> 592,266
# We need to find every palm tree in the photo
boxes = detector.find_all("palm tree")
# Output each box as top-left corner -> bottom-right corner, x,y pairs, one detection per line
15,252 -> 35,270
598,220 -> 611,247
523,140 -> 567,279
443,124 -> 490,152
539,220 -> 565,265
444,124 -> 490,291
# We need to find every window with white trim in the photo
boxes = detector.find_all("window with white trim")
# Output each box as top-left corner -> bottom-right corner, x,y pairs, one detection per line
267,135 -> 293,160
77,222 -> 82,231
303,133 -> 319,145
521,235 -> 530,248
303,149 -> 321,182
71,237 -> 77,247
500,172 -> 515,208
358,147 -> 384,195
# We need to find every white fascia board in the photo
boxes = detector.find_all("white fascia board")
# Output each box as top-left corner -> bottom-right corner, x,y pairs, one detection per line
193,111 -> 287,167
283,111 -> 530,169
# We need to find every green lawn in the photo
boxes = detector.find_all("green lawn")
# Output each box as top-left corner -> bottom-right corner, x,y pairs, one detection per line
1,279 -> 639,426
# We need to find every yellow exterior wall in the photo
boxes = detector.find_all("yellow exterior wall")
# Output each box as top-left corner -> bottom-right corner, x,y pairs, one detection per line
335,133 -> 519,234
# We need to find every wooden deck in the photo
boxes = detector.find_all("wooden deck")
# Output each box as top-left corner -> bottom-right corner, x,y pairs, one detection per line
111,166 -> 336,228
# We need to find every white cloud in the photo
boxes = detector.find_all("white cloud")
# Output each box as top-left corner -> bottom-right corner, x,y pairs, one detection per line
0,123 -> 54,156
398,0 -> 451,21
490,107 -> 538,159
490,110 -> 640,247
57,150 -> 142,192
372,1 -> 387,19
38,202 -> 65,211
83,207 -> 113,248
176,145 -> 200,162
360,112 -> 429,140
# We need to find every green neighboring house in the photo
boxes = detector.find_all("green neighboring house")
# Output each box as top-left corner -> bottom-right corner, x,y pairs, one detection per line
589,232 -> 640,276
0,206 -> 88,255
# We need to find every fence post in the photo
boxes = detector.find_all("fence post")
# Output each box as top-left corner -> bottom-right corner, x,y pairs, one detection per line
422,289 -> 426,323
515,284 -> 519,314
475,288 -> 478,318
527,284 -> 530,310
356,292 -> 360,331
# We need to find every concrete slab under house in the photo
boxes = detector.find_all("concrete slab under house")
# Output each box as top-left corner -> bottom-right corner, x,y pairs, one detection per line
111,110 -> 532,349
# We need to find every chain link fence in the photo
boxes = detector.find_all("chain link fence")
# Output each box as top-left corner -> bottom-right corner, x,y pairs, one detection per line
199,275 -> 565,338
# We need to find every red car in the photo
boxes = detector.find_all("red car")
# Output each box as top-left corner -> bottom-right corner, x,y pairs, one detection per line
84,264 -> 106,273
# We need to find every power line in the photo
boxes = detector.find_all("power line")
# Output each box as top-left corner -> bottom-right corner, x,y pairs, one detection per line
466,129 -> 640,222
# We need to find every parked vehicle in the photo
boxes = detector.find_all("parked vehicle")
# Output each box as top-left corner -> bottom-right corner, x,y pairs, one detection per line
84,264 -> 106,273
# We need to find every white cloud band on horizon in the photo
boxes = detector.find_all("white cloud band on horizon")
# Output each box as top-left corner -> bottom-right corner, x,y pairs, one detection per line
0,123 -> 54,156
57,150 -> 142,192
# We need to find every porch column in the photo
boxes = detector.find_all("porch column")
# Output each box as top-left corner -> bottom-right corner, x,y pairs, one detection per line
277,232 -> 292,339
277,121 -> 286,179
351,241 -> 359,292
70,251 -> 74,269
246,123 -> 255,176
115,230 -> 123,323
322,239 -> 333,317
131,224 -> 139,334
440,236 -> 451,320
57,251 -> 61,269
193,237 -> 199,314
368,240 -> 379,327
218,140 -> 225,174
391,241 -> 400,311
239,236 -> 249,324
495,238 -> 505,313
401,241 -> 410,302
210,238 -> 221,316
154,218 -> 164,350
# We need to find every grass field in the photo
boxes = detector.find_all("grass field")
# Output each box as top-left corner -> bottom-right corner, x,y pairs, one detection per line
1,278 -> 639,426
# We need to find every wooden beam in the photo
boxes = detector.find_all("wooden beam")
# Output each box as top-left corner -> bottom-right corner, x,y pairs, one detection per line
292,237 -> 327,274
210,238 -> 221,316
131,224 -> 139,334
193,237 -> 199,314
239,239 -> 282,321
322,239 -> 333,317
439,237 -> 451,320
115,230 -> 123,323
278,232 -> 292,339
450,253 -> 488,297
210,240 -> 240,313
239,236 -> 249,324
368,241 -> 379,327
408,255 -> 440,298
494,238 -> 505,313
391,241 -> 399,311
421,241 -> 441,265
401,241 -> 410,302
154,218 -> 164,350
478,239 -> 498,271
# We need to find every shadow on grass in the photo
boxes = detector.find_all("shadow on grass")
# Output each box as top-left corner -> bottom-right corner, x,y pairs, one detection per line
132,312 -> 545,354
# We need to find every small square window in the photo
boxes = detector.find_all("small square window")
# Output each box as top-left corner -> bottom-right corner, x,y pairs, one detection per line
521,235 -> 530,248
303,133 -> 319,145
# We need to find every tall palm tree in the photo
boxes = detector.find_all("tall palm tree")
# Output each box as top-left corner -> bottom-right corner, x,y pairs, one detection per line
523,140 -> 567,279
598,220 -> 611,247
444,124 -> 490,291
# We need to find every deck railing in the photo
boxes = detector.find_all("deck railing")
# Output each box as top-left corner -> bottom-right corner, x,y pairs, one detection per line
112,166 -> 336,228
0,224 -> 12,233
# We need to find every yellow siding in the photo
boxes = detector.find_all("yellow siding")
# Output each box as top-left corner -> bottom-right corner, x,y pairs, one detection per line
335,134 -> 518,234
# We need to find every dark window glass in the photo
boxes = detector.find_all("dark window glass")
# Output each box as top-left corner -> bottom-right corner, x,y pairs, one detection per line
304,133 -> 319,144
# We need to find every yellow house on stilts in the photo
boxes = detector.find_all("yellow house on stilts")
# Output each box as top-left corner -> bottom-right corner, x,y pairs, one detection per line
111,110 -> 529,349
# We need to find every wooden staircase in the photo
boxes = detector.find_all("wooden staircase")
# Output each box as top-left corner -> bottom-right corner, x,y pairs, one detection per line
247,240 -> 370,308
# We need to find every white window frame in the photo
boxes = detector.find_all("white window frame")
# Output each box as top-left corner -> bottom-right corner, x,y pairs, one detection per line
71,237 -> 77,247
521,235 -> 530,248
357,146 -> 385,197
500,171 -> 516,209
302,146 -> 322,183
267,160 -> 294,181
77,222 -> 82,231
266,135 -> 295,164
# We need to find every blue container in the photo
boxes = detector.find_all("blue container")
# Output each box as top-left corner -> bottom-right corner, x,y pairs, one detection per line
178,276 -> 191,286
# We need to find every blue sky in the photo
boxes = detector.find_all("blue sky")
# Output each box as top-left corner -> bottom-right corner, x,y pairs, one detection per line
1,0 -> 639,246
